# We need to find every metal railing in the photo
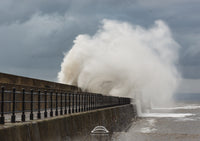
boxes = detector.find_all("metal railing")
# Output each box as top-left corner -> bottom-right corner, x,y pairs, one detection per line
0,85 -> 131,124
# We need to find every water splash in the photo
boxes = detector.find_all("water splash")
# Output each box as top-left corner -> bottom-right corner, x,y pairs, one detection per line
58,19 -> 180,112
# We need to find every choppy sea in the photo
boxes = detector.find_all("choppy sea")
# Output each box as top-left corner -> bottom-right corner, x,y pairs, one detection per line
112,93 -> 200,141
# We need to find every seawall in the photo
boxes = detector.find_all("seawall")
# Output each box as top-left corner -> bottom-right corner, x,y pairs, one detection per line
0,72 -> 79,113
0,72 -> 79,91
0,104 -> 136,141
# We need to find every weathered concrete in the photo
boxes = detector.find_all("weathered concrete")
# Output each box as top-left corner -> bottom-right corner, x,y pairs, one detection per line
0,72 -> 80,112
0,72 -> 79,91
0,104 -> 136,141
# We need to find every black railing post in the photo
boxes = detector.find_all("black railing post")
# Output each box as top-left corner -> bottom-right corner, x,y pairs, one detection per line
92,94 -> 94,109
78,93 -> 81,112
102,96 -> 105,108
97,95 -> 99,108
101,95 -> 103,108
44,90 -> 47,118
90,94 -> 92,110
75,93 -> 78,113
88,93 -> 90,110
94,95 -> 96,109
60,92 -> 63,115
30,89 -> 34,120
99,95 -> 101,108
95,94 -> 97,109
102,95 -> 104,108
50,91 -> 53,117
93,94 -> 95,109
102,96 -> 104,108
90,94 -> 93,110
21,88 -> 26,122
92,95 -> 94,110
37,90 -> 41,119
86,93 -> 88,110
68,93 -> 71,114
108,96 -> 110,107
99,94 -> 101,109
85,93 -> 87,111
72,93 -> 74,113
55,92 -> 58,116
83,93 -> 86,111
105,96 -> 107,107
86,93 -> 88,111
64,93 -> 67,114
99,94 -> 101,108
109,96 -> 111,107
94,94 -> 96,109
81,94 -> 84,112
11,88 -> 16,123
0,87 -> 5,124
91,94 -> 93,110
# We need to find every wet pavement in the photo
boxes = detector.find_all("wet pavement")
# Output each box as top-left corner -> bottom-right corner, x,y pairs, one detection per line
112,103 -> 200,141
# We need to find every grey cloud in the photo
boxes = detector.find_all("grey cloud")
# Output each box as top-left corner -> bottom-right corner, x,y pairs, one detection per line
137,0 -> 199,8
0,0 -> 71,24
0,0 -> 199,80
0,11 -> 100,80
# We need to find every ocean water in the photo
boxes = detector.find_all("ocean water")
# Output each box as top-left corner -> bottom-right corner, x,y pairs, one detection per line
112,100 -> 200,141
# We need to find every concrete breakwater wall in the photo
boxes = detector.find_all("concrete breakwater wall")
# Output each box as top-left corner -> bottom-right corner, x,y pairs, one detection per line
0,72 -> 79,113
0,104 -> 136,141
0,72 -> 79,91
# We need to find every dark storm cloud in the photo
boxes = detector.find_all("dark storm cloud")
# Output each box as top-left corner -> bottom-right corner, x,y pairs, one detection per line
0,0 -> 199,80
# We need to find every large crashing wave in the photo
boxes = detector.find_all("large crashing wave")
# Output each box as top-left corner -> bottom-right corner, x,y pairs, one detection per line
58,19 -> 180,108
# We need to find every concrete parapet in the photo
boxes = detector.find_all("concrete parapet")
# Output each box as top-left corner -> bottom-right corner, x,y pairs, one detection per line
0,104 -> 136,141
0,72 -> 79,91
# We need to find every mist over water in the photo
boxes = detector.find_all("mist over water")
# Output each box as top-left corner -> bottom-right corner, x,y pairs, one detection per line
58,19 -> 180,111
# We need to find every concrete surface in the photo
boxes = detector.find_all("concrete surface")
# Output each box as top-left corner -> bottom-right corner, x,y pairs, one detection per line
0,104 -> 136,141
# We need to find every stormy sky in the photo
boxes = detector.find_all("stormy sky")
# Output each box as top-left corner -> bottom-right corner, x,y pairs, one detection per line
0,0 -> 199,90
